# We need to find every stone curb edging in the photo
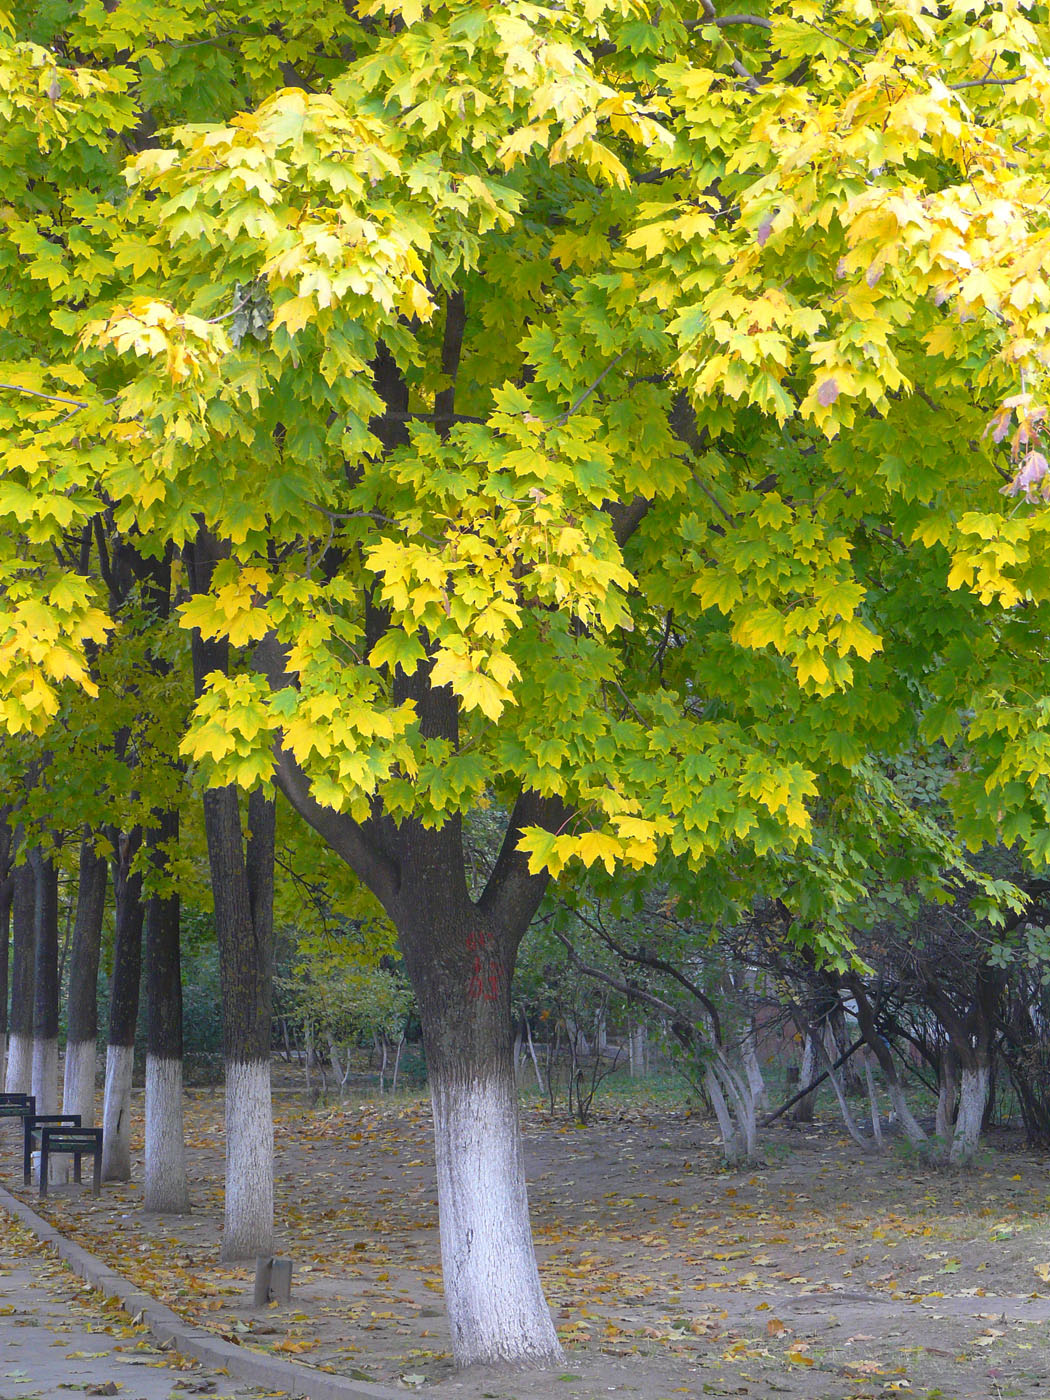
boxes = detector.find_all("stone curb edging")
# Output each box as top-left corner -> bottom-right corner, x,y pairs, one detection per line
0,1184 -> 404,1400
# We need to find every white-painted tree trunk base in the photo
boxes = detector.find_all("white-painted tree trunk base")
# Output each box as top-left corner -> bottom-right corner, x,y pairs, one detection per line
5,1033 -> 32,1095
221,1059 -> 274,1261
431,1070 -> 562,1368
31,1036 -> 58,1117
145,1056 -> 190,1213
30,1150 -> 71,1186
101,1044 -> 135,1181
63,1040 -> 97,1128
950,1065 -> 990,1164
886,1079 -> 927,1147
742,1038 -> 769,1114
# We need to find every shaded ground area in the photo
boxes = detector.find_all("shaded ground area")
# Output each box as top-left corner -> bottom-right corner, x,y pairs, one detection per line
0,1210 -> 273,1400
4,1081 -> 1050,1399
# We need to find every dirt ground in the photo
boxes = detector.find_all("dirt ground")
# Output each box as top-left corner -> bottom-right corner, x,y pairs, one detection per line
5,1071 -> 1050,1400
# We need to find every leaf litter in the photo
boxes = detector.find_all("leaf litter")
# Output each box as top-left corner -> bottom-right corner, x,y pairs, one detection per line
4,1081 -> 1050,1399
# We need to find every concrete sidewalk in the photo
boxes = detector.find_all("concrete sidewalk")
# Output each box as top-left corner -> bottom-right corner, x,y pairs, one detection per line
0,1188 -> 402,1400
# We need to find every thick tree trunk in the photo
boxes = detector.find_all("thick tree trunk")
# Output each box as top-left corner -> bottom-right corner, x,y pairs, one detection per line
144,810 -> 189,1213
950,1063 -> 990,1164
5,859 -> 34,1094
402,909 -> 561,1369
260,613 -> 566,1369
102,831 -> 144,1181
30,850 -> 59,1116
201,785 -> 276,1261
63,833 -> 108,1127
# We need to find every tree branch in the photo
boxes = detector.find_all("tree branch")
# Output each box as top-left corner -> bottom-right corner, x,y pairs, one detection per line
477,789 -> 571,941
252,631 -> 400,913
433,290 -> 466,435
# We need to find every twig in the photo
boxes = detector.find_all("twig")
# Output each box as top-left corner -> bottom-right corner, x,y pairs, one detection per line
950,74 -> 1023,90
554,352 -> 627,426
0,383 -> 89,408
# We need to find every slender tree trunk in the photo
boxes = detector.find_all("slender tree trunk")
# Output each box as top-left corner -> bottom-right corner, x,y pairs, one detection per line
741,970 -> 769,1112
792,1028 -> 817,1122
400,902 -> 561,1369
936,1046 -> 958,1140
189,528 -> 277,1260
144,809 -> 189,1213
0,827 -> 13,1088
391,1035 -> 404,1094
863,1059 -> 883,1147
5,858 -> 34,1094
849,978 -> 927,1147
102,831 -> 144,1181
201,784 -> 276,1261
63,833 -> 108,1127
30,850 -> 59,1116
814,1023 -> 868,1147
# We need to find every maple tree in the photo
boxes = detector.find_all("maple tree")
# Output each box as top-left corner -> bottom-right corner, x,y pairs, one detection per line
5,0 -> 1050,1368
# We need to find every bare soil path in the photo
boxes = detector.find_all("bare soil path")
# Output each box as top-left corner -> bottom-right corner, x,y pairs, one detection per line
4,1081 -> 1050,1399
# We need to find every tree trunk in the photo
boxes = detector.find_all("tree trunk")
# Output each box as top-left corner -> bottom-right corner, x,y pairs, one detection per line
30,850 -> 59,1116
792,1029 -> 817,1122
201,784 -> 276,1261
629,1022 -> 648,1079
144,809 -> 189,1213
63,832 -> 108,1127
262,619 -> 566,1368
102,831 -> 144,1181
936,1047 -> 958,1140
741,970 -> 769,1112
950,1063 -> 990,1164
5,858 -> 34,1095
848,978 -> 927,1147
188,529 -> 277,1260
0,832 -> 12,1089
403,908 -> 561,1368
863,1059 -> 883,1147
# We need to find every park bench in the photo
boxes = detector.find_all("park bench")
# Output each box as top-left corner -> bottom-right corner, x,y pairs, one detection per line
0,1093 -> 36,1131
22,1113 -> 81,1186
37,1125 -> 102,1197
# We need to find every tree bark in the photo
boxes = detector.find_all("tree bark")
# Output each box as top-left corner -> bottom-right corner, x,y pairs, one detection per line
102,830 -> 144,1181
400,900 -> 561,1368
201,784 -> 276,1260
4,857 -> 34,1094
848,977 -> 927,1147
144,808 -> 189,1213
63,832 -> 108,1127
0,823 -> 13,1087
189,526 -> 278,1260
936,1047 -> 958,1140
256,583 -> 564,1365
792,1028 -> 817,1122
950,1064 -> 990,1164
30,850 -> 59,1116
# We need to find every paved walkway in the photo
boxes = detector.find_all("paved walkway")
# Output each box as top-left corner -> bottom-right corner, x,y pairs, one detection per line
0,1209 -> 268,1400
